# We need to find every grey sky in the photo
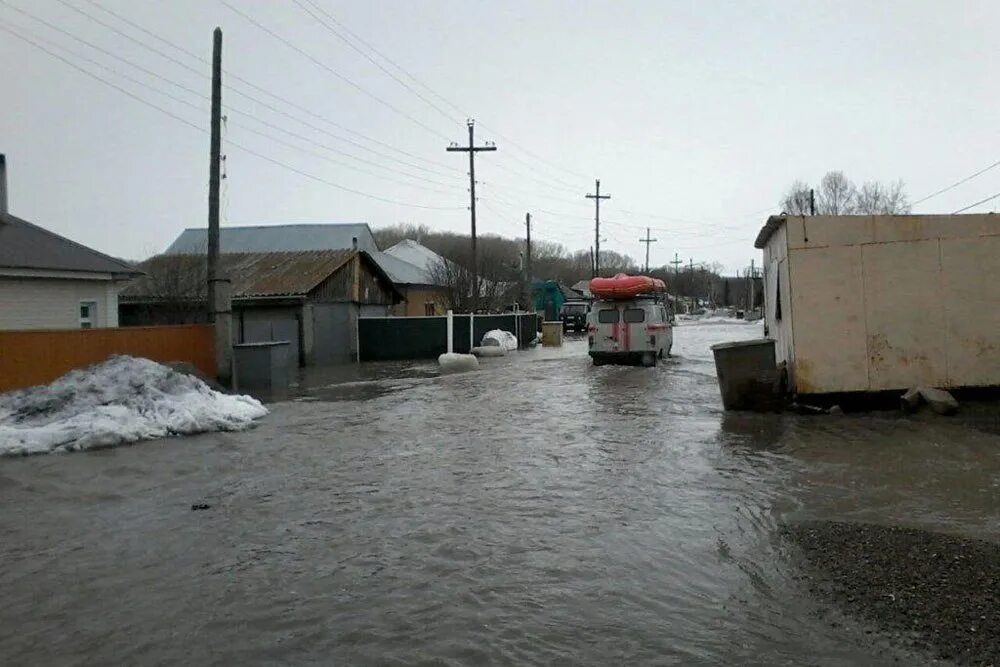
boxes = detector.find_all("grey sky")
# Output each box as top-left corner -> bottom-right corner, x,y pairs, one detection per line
2,0 -> 998,273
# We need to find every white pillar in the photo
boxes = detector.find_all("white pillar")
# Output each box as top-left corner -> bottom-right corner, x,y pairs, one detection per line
447,310 -> 454,353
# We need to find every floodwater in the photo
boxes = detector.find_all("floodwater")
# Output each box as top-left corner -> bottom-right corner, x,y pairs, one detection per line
1,320 -> 998,666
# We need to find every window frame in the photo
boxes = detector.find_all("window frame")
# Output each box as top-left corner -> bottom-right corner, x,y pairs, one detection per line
623,308 -> 646,324
597,308 -> 620,324
79,300 -> 97,329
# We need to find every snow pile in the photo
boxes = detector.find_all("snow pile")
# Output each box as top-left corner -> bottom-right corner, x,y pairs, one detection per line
0,356 -> 268,456
481,329 -> 518,351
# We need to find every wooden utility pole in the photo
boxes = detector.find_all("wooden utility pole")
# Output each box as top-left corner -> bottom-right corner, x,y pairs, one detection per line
586,179 -> 610,277
446,120 -> 495,312
689,257 -> 696,313
639,227 -> 657,273
207,27 -> 231,385
670,252 -> 682,313
523,212 -> 532,310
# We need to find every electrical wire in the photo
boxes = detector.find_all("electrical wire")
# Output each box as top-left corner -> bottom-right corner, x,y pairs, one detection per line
913,159 -> 1000,207
66,0 -> 463,175
218,0 -> 454,142
952,190 -> 1000,214
0,24 -> 466,210
287,0 -> 590,183
0,0 -> 458,187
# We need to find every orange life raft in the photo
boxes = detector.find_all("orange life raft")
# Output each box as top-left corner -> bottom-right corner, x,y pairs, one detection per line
589,273 -> 666,300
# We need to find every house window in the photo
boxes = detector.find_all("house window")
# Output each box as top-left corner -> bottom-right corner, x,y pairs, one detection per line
424,302 -> 436,316
80,301 -> 97,329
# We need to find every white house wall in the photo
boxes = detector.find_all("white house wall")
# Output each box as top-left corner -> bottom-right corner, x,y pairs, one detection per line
0,277 -> 118,330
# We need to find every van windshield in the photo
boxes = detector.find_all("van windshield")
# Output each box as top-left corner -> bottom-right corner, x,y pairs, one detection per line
563,304 -> 587,315
598,309 -> 619,324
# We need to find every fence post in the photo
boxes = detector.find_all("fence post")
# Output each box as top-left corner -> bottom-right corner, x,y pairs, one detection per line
447,310 -> 454,353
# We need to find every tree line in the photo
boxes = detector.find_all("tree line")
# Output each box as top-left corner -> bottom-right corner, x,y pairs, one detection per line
780,171 -> 912,216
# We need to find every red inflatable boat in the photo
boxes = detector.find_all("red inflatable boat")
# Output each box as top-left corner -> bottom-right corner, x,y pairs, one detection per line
590,273 -> 666,300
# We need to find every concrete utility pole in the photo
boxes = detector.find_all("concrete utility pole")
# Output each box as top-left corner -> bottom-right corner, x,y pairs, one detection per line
749,258 -> 756,312
586,179 -> 610,277
639,227 -> 657,273
207,27 -> 232,385
446,119 -> 496,312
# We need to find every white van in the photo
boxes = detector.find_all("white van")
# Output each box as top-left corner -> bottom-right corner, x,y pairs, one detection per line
587,297 -> 673,366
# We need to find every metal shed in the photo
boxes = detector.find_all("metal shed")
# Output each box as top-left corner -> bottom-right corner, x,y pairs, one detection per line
755,213 -> 1000,394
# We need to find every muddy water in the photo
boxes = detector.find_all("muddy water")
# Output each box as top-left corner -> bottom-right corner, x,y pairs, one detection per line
1,321 -> 998,665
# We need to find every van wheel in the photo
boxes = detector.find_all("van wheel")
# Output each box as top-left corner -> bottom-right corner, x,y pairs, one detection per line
592,358 -> 606,367
641,352 -> 656,367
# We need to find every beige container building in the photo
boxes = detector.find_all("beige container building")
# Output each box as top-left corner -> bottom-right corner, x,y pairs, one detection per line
755,214 -> 1000,394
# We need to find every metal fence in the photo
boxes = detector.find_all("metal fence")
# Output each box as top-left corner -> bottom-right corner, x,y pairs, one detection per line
358,313 -> 539,361
0,324 -> 215,393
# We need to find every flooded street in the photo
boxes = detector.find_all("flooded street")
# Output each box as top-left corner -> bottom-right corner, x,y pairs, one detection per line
1,320 -> 998,666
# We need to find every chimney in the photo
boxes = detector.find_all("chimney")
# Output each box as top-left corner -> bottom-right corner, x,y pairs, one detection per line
351,236 -> 358,251
0,154 -> 7,215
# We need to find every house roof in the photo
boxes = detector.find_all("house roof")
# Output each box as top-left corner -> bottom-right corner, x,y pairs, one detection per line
164,223 -> 379,255
570,279 -> 592,297
0,213 -> 140,276
754,215 -> 787,249
383,239 -> 446,272
123,250 -> 401,300
371,250 -> 434,286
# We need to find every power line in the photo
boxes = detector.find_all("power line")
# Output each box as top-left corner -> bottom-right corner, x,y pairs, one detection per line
284,0 -> 590,183
0,13 -> 464,191
913,159 -> 1000,207
0,23 -> 465,210
218,0 -> 454,141
67,0 -> 463,175
952,190 -> 1000,214
290,0 -> 463,128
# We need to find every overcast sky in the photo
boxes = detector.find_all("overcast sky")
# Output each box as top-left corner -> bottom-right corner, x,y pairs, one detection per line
3,0 -> 999,273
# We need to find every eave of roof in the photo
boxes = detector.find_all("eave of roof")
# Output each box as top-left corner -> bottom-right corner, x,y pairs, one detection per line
754,215 -> 787,249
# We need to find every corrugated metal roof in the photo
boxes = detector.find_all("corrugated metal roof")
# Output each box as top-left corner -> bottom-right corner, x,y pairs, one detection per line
0,213 -> 140,275
371,250 -> 433,285
754,215 -> 787,249
123,250 -> 356,299
164,223 -> 378,255
383,239 -> 446,272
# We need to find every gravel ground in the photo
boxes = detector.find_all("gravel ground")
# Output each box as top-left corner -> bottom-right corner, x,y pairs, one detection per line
784,521 -> 1000,665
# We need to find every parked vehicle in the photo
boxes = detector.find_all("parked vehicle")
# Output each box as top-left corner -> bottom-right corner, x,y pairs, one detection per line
587,297 -> 673,366
560,301 -> 589,332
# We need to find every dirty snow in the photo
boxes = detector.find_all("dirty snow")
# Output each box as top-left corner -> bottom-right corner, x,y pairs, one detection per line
0,356 -> 267,456
482,329 -> 518,351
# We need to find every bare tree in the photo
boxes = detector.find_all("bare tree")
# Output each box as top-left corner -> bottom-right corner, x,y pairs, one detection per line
855,179 -> 911,214
780,180 -> 813,215
780,172 -> 910,216
818,171 -> 857,214
121,254 -> 208,324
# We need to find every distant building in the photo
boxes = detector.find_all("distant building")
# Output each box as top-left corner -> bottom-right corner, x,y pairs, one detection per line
121,250 -> 400,365
166,224 -> 447,316
756,213 -> 1000,394
381,239 -> 450,316
570,279 -> 593,300
0,155 -> 139,331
